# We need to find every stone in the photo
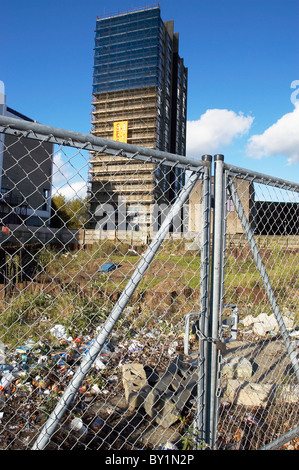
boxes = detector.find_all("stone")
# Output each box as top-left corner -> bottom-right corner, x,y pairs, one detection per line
222,359 -> 239,379
122,363 -> 148,411
235,358 -> 253,380
252,313 -> 276,336
224,379 -> 275,407
276,384 -> 299,404
243,312 -> 294,337
242,315 -> 255,327
222,358 -> 252,380
282,315 -> 294,330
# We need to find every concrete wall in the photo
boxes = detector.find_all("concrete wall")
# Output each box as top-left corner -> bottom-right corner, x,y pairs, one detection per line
189,177 -> 254,235
0,224 -> 78,247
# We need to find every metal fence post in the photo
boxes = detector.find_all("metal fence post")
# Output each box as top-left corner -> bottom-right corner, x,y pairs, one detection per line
206,154 -> 225,448
194,155 -> 212,447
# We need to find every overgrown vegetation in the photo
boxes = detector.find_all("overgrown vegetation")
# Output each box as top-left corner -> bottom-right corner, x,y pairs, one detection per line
0,239 -> 298,348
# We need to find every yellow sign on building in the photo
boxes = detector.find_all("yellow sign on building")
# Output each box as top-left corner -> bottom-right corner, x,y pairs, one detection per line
113,121 -> 128,143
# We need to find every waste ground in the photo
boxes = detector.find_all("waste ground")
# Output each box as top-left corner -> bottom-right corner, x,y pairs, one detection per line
1,321 -> 298,450
0,246 -> 298,450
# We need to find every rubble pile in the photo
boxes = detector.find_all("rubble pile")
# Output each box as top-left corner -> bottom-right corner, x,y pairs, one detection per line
0,324 -> 189,450
0,312 -> 298,450
240,310 -> 298,338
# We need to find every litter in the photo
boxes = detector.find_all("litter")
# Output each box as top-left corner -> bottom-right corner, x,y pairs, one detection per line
168,341 -> 178,356
0,372 -> 15,392
70,417 -> 88,435
50,324 -> 70,341
90,416 -> 104,432
99,263 -> 120,273
157,441 -> 178,450
0,342 -> 5,364
93,357 -> 106,370
128,340 -> 144,354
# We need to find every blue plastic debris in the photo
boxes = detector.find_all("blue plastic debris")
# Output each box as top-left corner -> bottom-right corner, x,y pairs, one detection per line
99,263 -> 120,273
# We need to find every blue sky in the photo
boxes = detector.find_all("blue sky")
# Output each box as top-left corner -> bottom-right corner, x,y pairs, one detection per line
1,0 -> 298,188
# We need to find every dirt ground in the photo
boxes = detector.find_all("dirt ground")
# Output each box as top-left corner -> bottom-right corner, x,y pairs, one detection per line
0,249 -> 298,450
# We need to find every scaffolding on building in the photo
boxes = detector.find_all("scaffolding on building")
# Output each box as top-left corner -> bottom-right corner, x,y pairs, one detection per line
89,6 -> 187,233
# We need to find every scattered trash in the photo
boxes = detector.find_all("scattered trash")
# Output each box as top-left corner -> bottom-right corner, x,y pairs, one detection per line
0,306 -> 297,451
157,441 -> 178,450
50,324 -> 71,341
90,384 -> 101,394
168,341 -> 178,356
90,416 -> 104,432
246,414 -> 261,426
70,417 -> 88,436
0,342 -> 6,364
99,263 -> 120,273
0,372 -> 15,392
93,357 -> 107,370
127,340 -> 144,354
1,226 -> 9,235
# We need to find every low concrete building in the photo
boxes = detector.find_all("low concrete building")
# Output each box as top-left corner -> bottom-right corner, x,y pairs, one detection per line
0,82 -> 53,226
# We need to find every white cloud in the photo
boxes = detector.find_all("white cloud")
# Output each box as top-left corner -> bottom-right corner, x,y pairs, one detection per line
52,152 -> 73,187
246,103 -> 299,165
186,108 -> 254,157
52,152 -> 87,199
54,180 -> 87,199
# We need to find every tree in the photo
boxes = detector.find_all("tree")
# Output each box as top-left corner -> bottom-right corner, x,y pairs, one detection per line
51,194 -> 88,229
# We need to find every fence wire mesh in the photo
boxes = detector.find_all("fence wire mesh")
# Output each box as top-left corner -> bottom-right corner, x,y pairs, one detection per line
0,116 -> 298,451
0,118 -> 207,451
217,167 -> 299,450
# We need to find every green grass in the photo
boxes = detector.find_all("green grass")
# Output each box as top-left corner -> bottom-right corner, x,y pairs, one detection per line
0,240 -> 298,349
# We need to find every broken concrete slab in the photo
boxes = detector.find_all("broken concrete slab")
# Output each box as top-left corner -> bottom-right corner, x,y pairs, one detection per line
144,355 -> 197,428
223,379 -> 276,407
241,312 -> 294,337
275,384 -> 299,405
222,357 -> 253,380
222,378 -> 299,408
122,363 -> 148,411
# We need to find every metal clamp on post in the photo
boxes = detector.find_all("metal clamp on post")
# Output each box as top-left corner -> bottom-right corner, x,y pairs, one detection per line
222,304 -> 239,343
184,311 -> 227,355
184,311 -> 201,356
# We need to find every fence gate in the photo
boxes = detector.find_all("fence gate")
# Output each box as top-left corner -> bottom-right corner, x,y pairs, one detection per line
212,157 -> 299,450
0,115 -> 298,451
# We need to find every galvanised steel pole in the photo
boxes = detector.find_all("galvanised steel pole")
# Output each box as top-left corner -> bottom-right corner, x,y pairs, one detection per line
32,169 -> 202,450
259,426 -> 299,450
206,154 -> 225,448
195,155 -> 212,447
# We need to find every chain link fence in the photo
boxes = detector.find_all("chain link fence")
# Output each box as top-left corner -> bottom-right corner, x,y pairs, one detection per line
216,163 -> 299,450
0,115 -> 298,451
